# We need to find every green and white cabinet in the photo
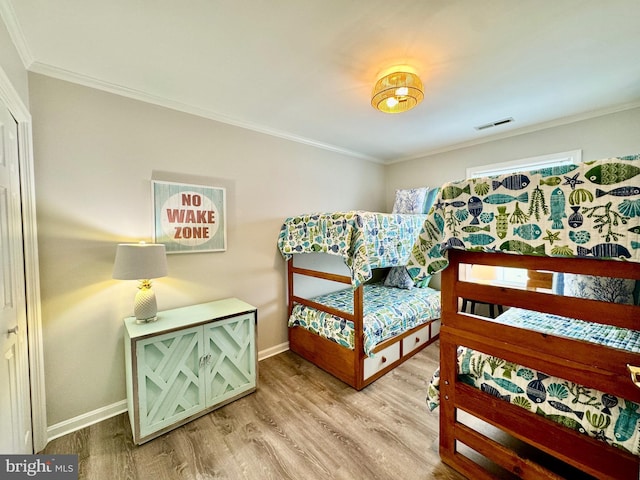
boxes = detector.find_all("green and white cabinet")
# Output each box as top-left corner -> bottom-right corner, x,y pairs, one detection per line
124,298 -> 257,444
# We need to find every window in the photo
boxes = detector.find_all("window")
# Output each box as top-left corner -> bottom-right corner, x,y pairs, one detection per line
464,150 -> 582,288
466,149 -> 582,178
467,264 -> 528,287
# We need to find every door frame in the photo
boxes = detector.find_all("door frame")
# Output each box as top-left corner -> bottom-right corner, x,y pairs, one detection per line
0,67 -> 47,452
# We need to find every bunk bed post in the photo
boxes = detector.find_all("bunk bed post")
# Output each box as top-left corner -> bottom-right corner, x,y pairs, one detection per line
353,284 -> 364,390
287,258 -> 294,316
439,250 -> 460,469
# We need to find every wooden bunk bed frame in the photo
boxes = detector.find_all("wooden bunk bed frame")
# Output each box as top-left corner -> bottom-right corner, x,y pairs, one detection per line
439,249 -> 640,480
287,258 -> 440,390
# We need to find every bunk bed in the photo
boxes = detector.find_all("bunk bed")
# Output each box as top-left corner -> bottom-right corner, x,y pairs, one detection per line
277,210 -> 441,390
408,155 -> 640,479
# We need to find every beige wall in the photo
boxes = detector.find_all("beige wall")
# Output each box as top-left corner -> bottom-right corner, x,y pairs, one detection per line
385,106 -> 640,210
28,73 -> 386,426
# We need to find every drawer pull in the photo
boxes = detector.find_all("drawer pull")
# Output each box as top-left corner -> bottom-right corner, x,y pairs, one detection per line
381,356 -> 387,364
628,364 -> 640,389
415,337 -> 420,343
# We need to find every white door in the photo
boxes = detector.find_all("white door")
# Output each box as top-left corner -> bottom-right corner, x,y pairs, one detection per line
0,103 -> 32,453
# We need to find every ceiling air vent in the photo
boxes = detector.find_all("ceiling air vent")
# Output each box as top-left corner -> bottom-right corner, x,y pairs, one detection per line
474,117 -> 514,131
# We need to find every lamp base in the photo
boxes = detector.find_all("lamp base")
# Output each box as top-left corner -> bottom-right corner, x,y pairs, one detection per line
135,316 -> 158,325
134,283 -> 158,323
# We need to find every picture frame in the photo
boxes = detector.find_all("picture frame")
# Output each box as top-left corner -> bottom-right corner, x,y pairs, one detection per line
152,180 -> 226,253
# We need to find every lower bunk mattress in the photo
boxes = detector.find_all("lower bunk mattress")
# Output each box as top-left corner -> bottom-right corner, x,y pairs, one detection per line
427,307 -> 640,457
288,282 -> 441,357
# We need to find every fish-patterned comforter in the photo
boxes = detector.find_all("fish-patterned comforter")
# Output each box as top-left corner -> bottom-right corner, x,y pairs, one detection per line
288,282 -> 441,356
427,307 -> 640,456
277,211 -> 427,287
407,155 -> 640,282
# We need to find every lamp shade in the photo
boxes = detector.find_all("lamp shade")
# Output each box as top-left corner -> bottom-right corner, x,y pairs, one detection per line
112,243 -> 168,280
371,69 -> 424,114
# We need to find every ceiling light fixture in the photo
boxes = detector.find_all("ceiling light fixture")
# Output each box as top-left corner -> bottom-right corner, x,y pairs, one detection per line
371,67 -> 424,114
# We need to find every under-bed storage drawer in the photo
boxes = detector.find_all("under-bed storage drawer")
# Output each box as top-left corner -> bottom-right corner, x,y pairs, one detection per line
364,342 -> 400,380
431,319 -> 441,337
402,323 -> 431,356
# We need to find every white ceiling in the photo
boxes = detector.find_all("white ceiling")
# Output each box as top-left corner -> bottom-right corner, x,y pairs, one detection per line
4,0 -> 640,163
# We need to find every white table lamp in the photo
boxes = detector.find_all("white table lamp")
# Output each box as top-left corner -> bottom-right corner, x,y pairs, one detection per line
113,243 -> 168,323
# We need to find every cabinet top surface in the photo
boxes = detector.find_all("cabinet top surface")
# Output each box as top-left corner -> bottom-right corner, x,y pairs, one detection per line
124,298 -> 256,338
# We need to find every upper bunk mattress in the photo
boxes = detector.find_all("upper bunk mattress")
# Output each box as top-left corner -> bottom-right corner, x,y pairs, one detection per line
407,154 -> 640,282
288,282 -> 441,356
277,211 -> 426,286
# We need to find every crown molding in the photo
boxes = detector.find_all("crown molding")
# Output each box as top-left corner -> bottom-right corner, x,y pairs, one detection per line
23,62 -> 640,167
0,0 -> 34,68
389,100 -> 640,165
28,61 -> 382,164
18,48 -> 640,167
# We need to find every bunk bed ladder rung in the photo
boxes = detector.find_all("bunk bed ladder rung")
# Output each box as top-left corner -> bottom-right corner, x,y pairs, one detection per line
442,452 -> 496,480
455,422 -> 564,480
454,379 -> 640,480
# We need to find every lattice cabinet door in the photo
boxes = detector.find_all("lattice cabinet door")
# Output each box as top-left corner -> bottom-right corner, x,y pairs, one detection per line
204,313 -> 256,406
136,325 -> 206,439
124,298 -> 257,444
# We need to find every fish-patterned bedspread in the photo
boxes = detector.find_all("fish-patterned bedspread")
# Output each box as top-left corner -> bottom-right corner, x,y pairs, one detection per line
407,155 -> 640,281
426,307 -> 640,456
288,282 -> 441,356
277,211 -> 427,287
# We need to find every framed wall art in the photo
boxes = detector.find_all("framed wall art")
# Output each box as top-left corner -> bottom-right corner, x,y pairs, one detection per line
152,180 -> 227,253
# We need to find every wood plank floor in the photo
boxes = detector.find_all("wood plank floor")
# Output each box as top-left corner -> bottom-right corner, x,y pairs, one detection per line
42,341 -> 465,480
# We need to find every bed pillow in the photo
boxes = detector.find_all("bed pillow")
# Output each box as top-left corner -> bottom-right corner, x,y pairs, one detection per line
423,187 -> 439,214
551,272 -> 564,295
563,274 -> 636,304
384,267 -> 414,289
392,187 -> 428,214
414,274 -> 432,288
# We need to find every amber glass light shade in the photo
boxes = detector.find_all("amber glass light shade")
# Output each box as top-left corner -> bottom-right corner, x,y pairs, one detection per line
371,70 -> 424,114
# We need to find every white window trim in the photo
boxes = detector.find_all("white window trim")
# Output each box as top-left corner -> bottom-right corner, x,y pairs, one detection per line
466,149 -> 582,179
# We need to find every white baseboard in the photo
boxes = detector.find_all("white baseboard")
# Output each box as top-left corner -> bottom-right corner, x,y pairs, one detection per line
258,342 -> 289,361
47,399 -> 128,442
46,343 -> 290,443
